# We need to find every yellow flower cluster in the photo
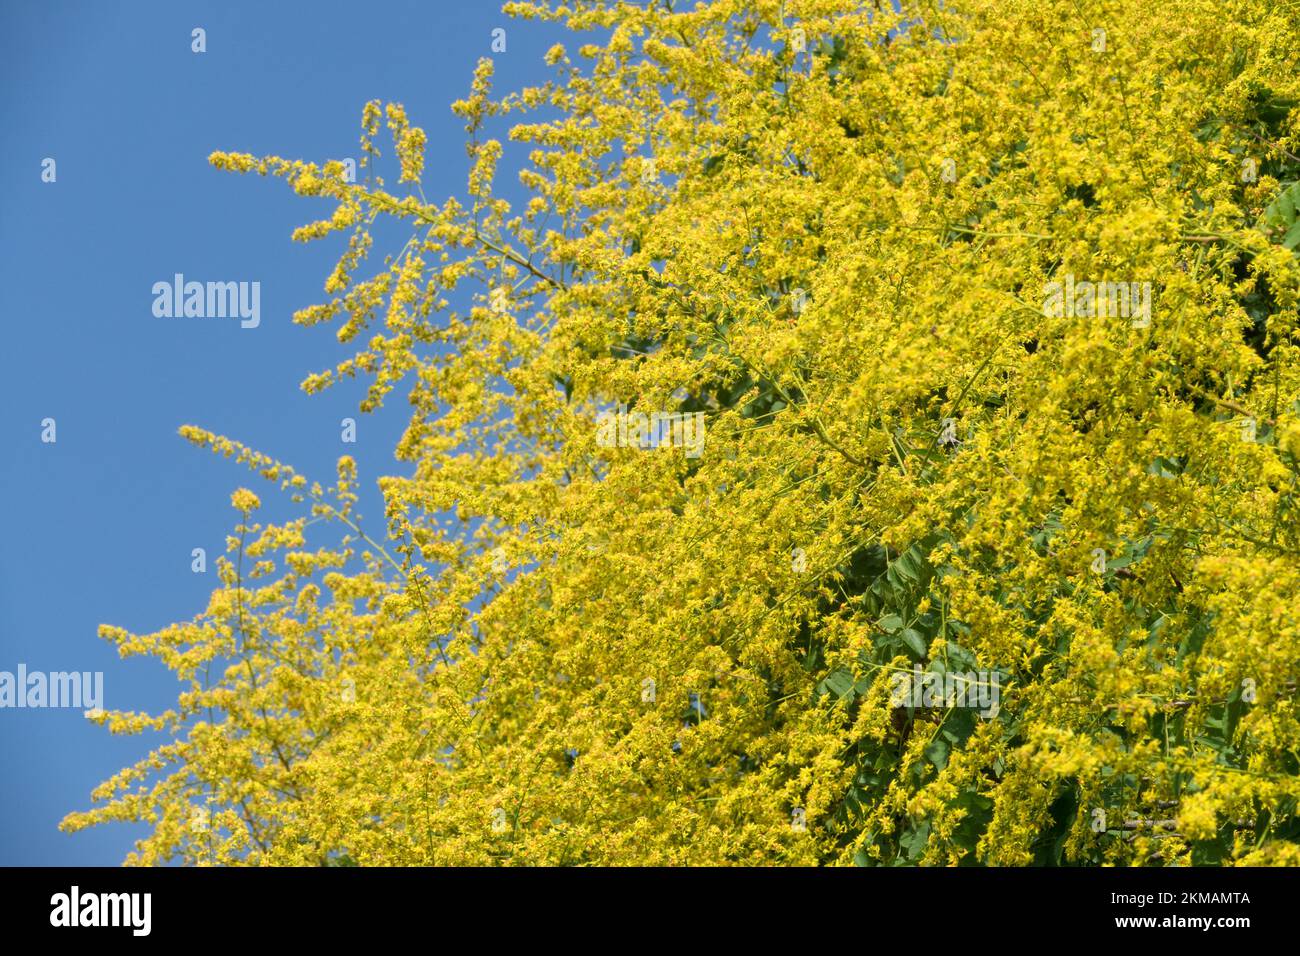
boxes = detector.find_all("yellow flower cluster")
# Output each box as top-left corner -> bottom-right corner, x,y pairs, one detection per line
229,488 -> 260,513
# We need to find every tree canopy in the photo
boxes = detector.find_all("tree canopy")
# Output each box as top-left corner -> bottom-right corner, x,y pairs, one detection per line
65,0 -> 1300,866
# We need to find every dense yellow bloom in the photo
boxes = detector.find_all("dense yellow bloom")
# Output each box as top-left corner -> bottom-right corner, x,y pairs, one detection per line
64,0 -> 1300,866
230,488 -> 261,513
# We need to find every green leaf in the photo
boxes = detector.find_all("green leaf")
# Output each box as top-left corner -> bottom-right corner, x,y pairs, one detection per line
900,628 -> 928,658
819,669 -> 856,701
943,641 -> 979,671
900,821 -> 931,860
1283,219 -> 1300,250
924,738 -> 949,769
1258,182 -> 1300,253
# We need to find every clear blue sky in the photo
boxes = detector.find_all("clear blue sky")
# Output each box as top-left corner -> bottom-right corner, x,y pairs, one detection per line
0,0 -> 568,865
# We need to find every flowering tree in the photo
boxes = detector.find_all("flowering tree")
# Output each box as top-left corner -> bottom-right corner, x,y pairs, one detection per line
65,0 -> 1300,865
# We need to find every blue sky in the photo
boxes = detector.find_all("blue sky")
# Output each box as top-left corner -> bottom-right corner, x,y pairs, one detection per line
0,0 -> 568,866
